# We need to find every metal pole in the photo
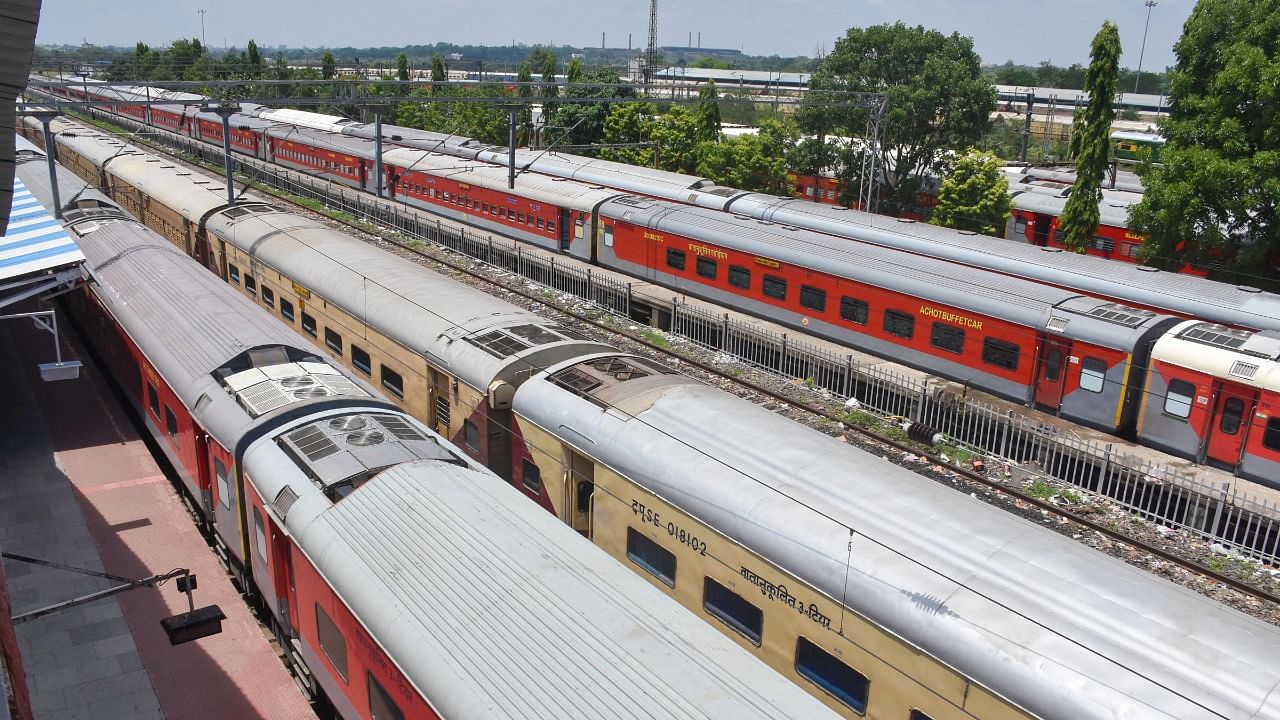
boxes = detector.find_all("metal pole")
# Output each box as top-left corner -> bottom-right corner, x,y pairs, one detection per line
39,117 -> 63,219
374,110 -> 384,198
508,107 -> 518,190
212,104 -> 239,206
1135,1 -> 1157,94
1020,92 -> 1034,164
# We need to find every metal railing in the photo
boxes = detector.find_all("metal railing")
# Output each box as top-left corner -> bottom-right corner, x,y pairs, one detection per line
92,110 -> 1280,566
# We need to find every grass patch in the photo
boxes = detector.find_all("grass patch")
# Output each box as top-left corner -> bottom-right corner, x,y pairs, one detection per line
641,329 -> 671,348
1027,480 -> 1058,500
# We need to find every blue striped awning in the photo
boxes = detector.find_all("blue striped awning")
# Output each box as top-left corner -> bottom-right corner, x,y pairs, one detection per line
0,178 -> 85,282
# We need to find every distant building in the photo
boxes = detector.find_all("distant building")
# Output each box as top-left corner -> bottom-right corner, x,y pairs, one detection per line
447,52 -> 463,61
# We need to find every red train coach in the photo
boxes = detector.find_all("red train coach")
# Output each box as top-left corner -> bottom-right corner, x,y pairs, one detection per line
382,147 -> 622,255
1138,321 -> 1280,486
594,196 -> 1181,435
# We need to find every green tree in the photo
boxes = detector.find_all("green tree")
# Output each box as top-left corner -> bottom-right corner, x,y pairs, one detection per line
649,105 -> 703,172
803,23 -> 996,213
600,103 -> 657,165
430,53 -> 446,82
516,62 -> 533,98
540,56 -> 558,98
321,50 -> 336,80
693,125 -> 791,193
545,68 -> 632,152
1059,21 -> 1122,252
1129,0 -> 1280,284
696,81 -> 721,142
930,148 -> 1013,235
566,56 -> 584,84
246,39 -> 262,78
396,52 -> 410,82
397,85 -> 511,144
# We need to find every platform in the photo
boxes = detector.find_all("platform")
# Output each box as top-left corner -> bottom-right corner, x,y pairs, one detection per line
0,299 -> 314,720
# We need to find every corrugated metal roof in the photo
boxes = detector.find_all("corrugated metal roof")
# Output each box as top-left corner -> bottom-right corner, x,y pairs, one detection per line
0,176 -> 84,282
283,459 -> 839,720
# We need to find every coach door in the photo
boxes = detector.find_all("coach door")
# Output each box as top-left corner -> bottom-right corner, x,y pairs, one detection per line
1034,338 -> 1073,412
564,450 -> 595,538
1204,385 -> 1255,470
1030,213 -> 1053,246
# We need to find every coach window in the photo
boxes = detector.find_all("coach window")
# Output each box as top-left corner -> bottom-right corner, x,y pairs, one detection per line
1012,216 -> 1027,236
666,248 -> 687,271
547,220 -> 556,233
228,264 -> 240,284
521,459 -> 542,495
325,328 -> 343,356
261,286 -> 275,310
930,323 -> 964,354
795,637 -> 871,714
1163,380 -> 1195,418
728,265 -> 751,289
147,382 -> 160,417
164,407 -> 178,440
1263,418 -> 1280,451
603,224 -> 615,248
1219,397 -> 1245,435
280,299 -> 295,323
463,420 -> 480,451
839,297 -> 869,325
626,528 -> 675,588
215,459 -> 230,509
696,256 -> 717,279
1080,357 -> 1107,393
883,310 -> 915,339
252,508 -> 267,563
703,577 -> 763,645
799,285 -> 827,313
380,365 -> 404,399
537,217 -> 546,230
909,713 -> 935,720
315,605 -> 349,683
517,212 -> 526,223
301,312 -> 317,338
244,274 -> 257,297
981,338 -> 1020,371
350,345 -> 372,376
367,672 -> 404,720
762,275 -> 787,301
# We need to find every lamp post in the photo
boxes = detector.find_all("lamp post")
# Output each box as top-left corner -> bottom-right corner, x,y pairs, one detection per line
1134,0 -> 1157,94
197,8 -> 208,48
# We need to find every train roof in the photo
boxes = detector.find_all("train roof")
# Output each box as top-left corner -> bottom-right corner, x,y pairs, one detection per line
474,146 -> 746,209
241,425 -> 840,720
203,208 -> 613,392
255,107 -> 360,134
723,193 -> 1280,331
1152,320 -> 1280,392
513,358 -> 1280,720
381,148 -> 624,211
20,189 -> 385,448
1009,188 -> 1135,226
601,196 -> 1179,345
15,135 -> 115,213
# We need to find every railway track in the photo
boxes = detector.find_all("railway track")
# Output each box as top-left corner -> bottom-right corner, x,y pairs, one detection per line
59,110 -> 1280,619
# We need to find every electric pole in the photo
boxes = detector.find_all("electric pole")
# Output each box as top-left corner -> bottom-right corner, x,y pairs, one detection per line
1134,0 -> 1157,94
643,0 -> 658,91
197,9 -> 207,48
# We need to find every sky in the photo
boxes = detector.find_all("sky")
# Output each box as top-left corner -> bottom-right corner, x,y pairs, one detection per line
35,0 -> 1194,71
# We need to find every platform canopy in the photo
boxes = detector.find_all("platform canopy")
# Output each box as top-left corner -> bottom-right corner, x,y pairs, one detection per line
0,176 -> 84,310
